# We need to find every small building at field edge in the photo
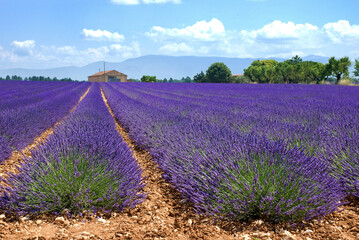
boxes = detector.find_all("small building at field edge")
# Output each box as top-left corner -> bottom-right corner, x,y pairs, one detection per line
88,70 -> 127,83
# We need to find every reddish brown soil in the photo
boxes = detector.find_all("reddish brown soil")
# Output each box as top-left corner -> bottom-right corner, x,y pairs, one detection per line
0,87 -> 358,239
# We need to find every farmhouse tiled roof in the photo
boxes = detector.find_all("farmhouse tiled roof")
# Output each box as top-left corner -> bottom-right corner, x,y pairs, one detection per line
89,70 -> 127,77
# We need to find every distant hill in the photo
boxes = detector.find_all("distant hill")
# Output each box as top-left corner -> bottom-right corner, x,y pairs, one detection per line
0,55 -> 331,81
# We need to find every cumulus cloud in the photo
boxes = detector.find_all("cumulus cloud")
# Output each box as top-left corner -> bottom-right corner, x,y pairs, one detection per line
43,43 -> 141,66
147,18 -> 225,41
12,40 -> 36,49
0,46 -> 11,60
323,20 -> 359,43
159,42 -> 194,54
52,43 -> 141,66
111,0 -> 140,5
11,40 -> 36,56
55,46 -> 77,55
238,20 -> 326,51
82,29 -> 125,42
111,0 -> 180,4
142,0 -> 181,4
243,21 -> 319,40
109,42 -> 141,58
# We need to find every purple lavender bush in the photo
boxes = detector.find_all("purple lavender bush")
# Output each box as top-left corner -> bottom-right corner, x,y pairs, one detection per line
169,132 -> 344,222
0,83 -> 145,216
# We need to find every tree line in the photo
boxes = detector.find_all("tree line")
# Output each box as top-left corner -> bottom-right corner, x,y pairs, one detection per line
139,75 -> 193,83
244,56 -> 358,84
0,75 -> 75,82
193,57 -> 359,84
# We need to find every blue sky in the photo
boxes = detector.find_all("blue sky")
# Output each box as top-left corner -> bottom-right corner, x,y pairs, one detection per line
0,0 -> 358,69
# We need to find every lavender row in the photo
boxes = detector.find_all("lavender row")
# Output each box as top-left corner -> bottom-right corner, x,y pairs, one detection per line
0,83 -> 145,215
0,81 -> 90,163
102,82 -> 344,222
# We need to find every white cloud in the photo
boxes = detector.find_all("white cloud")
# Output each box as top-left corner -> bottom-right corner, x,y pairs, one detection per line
111,0 -> 180,4
159,42 -> 194,54
12,40 -> 36,49
11,40 -> 36,56
243,21 -> 319,40
46,43 -> 141,65
142,0 -> 181,4
110,42 -> 141,58
84,46 -> 110,60
111,0 -> 140,5
55,46 -> 77,55
147,18 -> 225,41
0,45 -> 25,64
82,29 -> 125,42
323,20 -> 359,43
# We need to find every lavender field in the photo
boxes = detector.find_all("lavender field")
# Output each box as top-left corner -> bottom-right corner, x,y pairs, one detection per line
102,82 -> 359,222
1,81 -> 359,224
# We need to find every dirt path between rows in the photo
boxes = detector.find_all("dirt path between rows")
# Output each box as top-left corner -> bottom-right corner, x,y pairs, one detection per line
0,86 -> 91,182
0,86 -> 358,239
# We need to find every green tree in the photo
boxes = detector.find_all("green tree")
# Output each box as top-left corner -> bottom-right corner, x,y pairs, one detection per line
141,75 -> 157,82
193,71 -> 206,83
233,75 -> 251,83
354,59 -> 359,77
5,75 -> 10,80
327,56 -> 352,84
299,61 -> 325,84
206,62 -> 232,83
182,76 -> 192,83
274,62 -> 290,83
244,59 -> 278,83
244,60 -> 262,83
289,55 -> 302,64
286,59 -> 303,83
322,63 -> 332,82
